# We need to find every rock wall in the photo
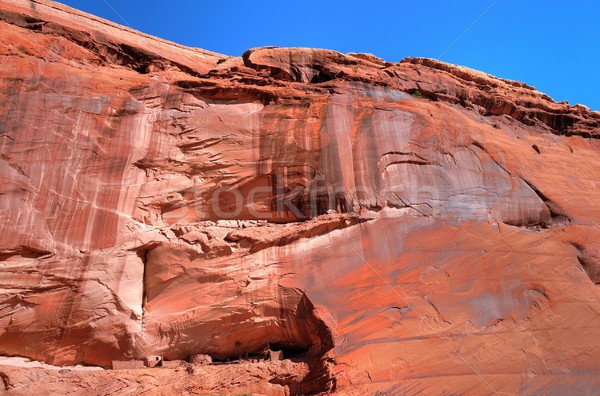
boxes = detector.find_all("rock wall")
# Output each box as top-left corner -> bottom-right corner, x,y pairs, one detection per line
1,0 -> 600,394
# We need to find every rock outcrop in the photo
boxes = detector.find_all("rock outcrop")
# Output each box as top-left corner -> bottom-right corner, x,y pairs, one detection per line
1,0 -> 600,394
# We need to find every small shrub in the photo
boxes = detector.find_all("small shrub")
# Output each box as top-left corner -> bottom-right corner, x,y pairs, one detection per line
409,89 -> 423,99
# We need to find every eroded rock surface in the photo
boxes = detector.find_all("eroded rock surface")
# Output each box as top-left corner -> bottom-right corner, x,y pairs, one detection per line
1,0 -> 600,394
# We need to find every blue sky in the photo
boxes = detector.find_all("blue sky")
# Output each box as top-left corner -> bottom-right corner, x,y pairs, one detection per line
59,1 -> 599,110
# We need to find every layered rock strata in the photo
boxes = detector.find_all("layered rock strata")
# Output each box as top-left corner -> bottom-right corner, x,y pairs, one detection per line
1,0 -> 600,394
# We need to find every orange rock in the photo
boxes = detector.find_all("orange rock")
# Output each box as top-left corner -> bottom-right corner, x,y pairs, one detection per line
0,0 -> 600,394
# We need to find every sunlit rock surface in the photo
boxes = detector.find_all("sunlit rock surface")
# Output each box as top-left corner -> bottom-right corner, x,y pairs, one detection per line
1,0 -> 600,394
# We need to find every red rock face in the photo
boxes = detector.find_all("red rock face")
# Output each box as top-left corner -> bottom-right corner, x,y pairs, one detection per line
1,0 -> 600,394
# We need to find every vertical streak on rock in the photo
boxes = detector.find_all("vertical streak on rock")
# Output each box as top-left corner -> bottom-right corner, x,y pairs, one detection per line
137,248 -> 149,329
320,94 -> 353,210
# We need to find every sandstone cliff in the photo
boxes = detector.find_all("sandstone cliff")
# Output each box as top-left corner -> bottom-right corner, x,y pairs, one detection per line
1,0 -> 600,394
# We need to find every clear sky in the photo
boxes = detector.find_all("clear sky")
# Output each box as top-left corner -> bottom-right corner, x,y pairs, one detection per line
58,0 -> 599,110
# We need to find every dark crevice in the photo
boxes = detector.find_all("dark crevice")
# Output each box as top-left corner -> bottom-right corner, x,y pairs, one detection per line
471,144 -> 572,229
563,130 -> 600,140
520,179 -> 570,224
136,248 -> 149,313
406,88 -> 438,101
577,256 -> 600,285
241,49 -> 337,85
133,64 -> 151,74
384,159 -> 435,168
225,213 -> 366,254
133,244 -> 159,314
269,167 -> 350,221
173,80 -> 279,104
501,220 -> 549,232
309,66 -> 335,83
571,243 -> 600,285
0,371 -> 9,391
387,197 -> 433,217
0,246 -> 52,261
0,10 -> 44,29
191,291 -> 335,394
471,141 -> 486,152
269,344 -> 311,360
380,151 -> 430,162
279,293 -> 336,395
500,179 -> 571,230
